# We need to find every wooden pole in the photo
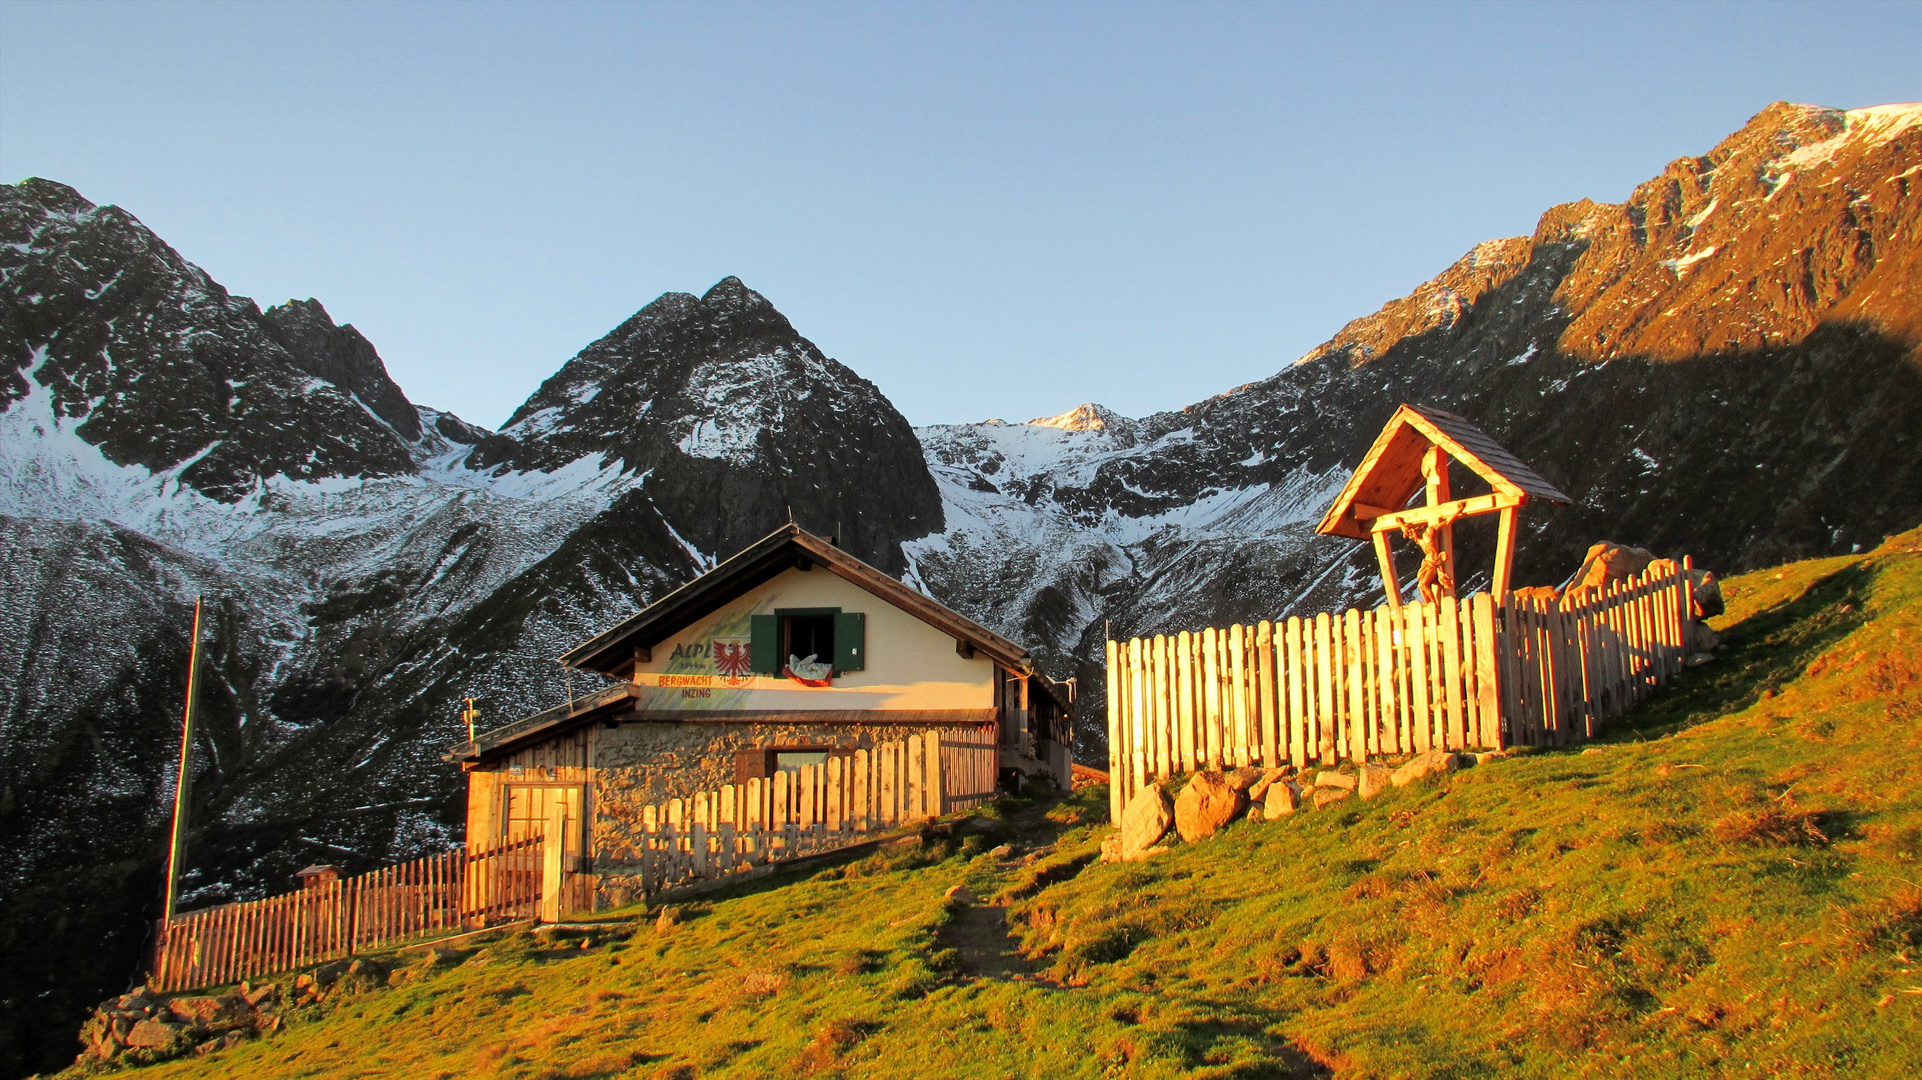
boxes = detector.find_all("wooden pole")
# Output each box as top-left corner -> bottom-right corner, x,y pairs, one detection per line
1493,506 -> 1520,598
1372,530 -> 1401,610
1424,446 -> 1458,601
162,597 -> 205,927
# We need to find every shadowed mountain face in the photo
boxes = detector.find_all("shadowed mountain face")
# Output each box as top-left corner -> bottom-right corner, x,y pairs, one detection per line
468,276 -> 942,576
0,180 -> 422,501
0,101 -> 1918,1075
260,298 -> 423,441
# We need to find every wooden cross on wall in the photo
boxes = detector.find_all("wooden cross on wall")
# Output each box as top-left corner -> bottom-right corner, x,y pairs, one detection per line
1315,405 -> 1573,609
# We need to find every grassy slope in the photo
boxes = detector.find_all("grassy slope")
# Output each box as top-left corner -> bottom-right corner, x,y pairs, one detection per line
108,528 -> 1922,1080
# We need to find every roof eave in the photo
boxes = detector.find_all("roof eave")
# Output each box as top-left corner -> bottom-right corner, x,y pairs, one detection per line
559,524 -> 1033,676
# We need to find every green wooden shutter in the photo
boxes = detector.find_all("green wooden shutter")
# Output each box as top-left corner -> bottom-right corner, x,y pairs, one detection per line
834,612 -> 866,672
750,614 -> 780,674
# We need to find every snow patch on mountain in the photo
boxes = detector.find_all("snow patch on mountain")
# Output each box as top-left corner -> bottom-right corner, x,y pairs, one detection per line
908,404 -> 1355,663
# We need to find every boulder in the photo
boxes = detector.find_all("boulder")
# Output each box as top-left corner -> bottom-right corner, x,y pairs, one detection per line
1314,770 -> 1357,790
166,994 -> 247,1030
239,981 -> 279,1008
1689,569 -> 1724,619
194,1031 -> 247,1056
345,958 -> 386,980
1263,782 -> 1300,819
944,884 -> 978,905
1118,783 -> 1175,859
1512,585 -> 1561,603
1224,766 -> 1266,792
1357,765 -> 1393,800
1391,750 -> 1461,788
1174,772 -> 1246,842
655,905 -> 683,931
1247,767 -> 1291,802
1569,542 -> 1655,592
1691,623 -> 1722,652
1312,787 -> 1352,810
124,1019 -> 189,1052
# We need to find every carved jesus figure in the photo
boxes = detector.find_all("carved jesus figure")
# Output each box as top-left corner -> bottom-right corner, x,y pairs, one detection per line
1400,507 -> 1463,604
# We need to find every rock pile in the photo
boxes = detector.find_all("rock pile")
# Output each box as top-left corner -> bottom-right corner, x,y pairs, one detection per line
1100,748 -> 1520,859
77,981 -> 281,1067
73,955 -> 411,1068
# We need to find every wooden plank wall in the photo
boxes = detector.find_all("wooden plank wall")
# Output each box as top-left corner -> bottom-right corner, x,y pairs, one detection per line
466,727 -> 592,850
1105,560 -> 1693,820
150,835 -> 548,995
624,730 -> 999,895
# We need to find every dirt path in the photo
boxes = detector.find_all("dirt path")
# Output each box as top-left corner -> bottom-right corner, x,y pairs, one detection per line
940,902 -> 1036,980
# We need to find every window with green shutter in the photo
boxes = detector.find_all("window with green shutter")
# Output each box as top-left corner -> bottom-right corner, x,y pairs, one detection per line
747,608 -> 868,676
749,614 -> 780,674
834,611 -> 865,672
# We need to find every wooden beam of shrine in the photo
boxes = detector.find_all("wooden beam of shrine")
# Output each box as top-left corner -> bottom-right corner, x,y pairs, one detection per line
1365,492 -> 1522,532
1372,531 -> 1402,610
1493,505 -> 1520,597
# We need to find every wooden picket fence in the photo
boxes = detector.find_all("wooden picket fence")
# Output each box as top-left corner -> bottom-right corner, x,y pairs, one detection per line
149,835 -> 546,994
1104,560 -> 1696,820
621,730 -> 999,894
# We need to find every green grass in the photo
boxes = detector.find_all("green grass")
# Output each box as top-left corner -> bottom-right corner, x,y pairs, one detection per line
93,527 -> 1922,1079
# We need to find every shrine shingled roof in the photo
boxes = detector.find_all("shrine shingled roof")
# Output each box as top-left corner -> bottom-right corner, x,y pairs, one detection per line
1316,404 -> 1573,540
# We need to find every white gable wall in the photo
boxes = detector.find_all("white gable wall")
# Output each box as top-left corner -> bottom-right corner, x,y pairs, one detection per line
628,566 -> 995,712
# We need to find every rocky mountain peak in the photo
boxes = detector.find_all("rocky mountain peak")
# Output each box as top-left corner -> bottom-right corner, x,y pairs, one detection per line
466,277 -> 942,572
1028,403 -> 1129,431
1,178 -> 420,501
1550,100 -> 1920,363
261,298 -> 422,440
700,274 -> 783,319
1296,236 -> 1537,368
1293,101 -> 1920,376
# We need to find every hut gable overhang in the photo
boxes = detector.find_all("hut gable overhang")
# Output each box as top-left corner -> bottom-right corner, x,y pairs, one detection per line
559,524 -> 1032,677
1315,404 -> 1573,540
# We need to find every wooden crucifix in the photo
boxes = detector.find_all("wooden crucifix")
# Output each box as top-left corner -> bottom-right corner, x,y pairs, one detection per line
1317,405 -> 1572,609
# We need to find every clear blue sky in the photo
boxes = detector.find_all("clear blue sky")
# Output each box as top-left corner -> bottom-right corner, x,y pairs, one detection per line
3,1 -> 1917,430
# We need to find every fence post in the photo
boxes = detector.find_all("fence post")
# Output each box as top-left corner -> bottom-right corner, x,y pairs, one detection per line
1105,638 -> 1124,821
1285,617 -> 1306,768
540,806 -> 566,923
926,730 -> 944,817
1471,593 -> 1502,748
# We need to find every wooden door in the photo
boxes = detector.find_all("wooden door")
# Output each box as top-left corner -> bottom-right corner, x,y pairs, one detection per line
503,785 -> 585,867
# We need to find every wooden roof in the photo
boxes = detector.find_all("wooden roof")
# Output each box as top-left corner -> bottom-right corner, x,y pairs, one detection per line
1316,404 -> 1573,539
558,524 -> 1034,676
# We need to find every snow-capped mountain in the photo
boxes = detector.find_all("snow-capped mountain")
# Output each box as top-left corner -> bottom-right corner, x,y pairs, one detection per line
467,275 -> 942,576
3,100 -> 1918,1073
912,100 -> 1922,725
0,184 -> 942,1071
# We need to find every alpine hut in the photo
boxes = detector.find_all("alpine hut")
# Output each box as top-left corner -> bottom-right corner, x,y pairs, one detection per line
446,524 -> 1073,899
